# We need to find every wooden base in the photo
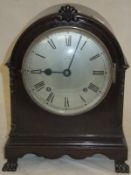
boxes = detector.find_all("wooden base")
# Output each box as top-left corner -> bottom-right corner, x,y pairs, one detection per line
2,136 -> 129,173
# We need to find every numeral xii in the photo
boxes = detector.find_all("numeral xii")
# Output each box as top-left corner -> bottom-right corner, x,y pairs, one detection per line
65,35 -> 71,46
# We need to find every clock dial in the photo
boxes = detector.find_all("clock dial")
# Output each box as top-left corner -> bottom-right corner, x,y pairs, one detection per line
22,27 -> 113,116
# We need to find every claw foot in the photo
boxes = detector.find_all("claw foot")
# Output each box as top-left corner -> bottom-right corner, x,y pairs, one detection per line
115,161 -> 129,173
2,160 -> 18,171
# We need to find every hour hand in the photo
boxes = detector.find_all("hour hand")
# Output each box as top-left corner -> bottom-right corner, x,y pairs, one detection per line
31,68 -> 63,75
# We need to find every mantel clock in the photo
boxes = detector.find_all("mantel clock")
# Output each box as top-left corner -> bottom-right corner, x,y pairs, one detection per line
2,5 -> 129,173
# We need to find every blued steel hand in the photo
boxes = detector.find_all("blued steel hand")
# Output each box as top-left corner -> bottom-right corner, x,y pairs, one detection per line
31,68 -> 63,75
67,35 -> 82,70
31,68 -> 71,77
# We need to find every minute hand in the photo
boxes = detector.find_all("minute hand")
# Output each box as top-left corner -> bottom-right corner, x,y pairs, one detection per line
68,35 -> 82,70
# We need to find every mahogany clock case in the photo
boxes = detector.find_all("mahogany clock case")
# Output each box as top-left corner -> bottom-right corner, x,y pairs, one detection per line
2,5 -> 129,173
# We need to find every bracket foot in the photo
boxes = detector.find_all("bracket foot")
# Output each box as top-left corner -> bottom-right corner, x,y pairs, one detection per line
115,161 -> 129,173
2,160 -> 18,172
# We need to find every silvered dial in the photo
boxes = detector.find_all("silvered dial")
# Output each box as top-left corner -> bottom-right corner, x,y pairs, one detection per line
22,27 -> 113,116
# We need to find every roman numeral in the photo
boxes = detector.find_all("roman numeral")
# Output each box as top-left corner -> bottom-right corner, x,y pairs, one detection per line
80,95 -> 87,104
31,69 -> 42,74
34,81 -> 45,91
48,39 -> 56,49
89,54 -> 101,61
46,92 -> 55,103
93,70 -> 104,75
65,35 -> 71,46
88,83 -> 99,93
80,41 -> 87,50
64,97 -> 69,108
21,69 -> 30,73
32,51 -> 46,58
